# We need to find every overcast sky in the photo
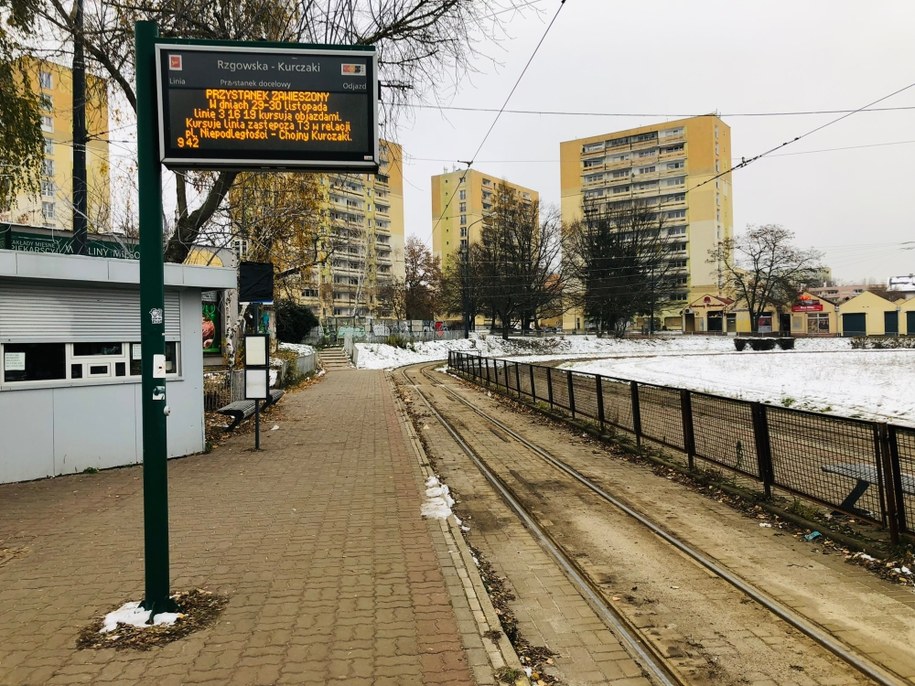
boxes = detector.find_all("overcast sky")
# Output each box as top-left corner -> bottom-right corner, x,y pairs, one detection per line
387,0 -> 915,284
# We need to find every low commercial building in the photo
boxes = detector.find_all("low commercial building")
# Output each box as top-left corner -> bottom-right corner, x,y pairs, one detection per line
837,291 -> 898,336
787,292 -> 839,336
0,250 -> 234,483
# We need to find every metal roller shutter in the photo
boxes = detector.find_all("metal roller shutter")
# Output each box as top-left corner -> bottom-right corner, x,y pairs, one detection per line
0,282 -> 181,342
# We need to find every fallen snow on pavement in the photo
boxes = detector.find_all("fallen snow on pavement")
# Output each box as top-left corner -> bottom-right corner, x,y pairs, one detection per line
100,602 -> 181,633
278,342 -> 315,356
421,476 -> 455,519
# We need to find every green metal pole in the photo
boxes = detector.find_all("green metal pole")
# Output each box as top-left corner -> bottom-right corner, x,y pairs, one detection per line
136,21 -> 176,615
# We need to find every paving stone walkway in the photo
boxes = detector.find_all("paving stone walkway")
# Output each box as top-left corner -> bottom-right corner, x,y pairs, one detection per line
0,367 -> 501,685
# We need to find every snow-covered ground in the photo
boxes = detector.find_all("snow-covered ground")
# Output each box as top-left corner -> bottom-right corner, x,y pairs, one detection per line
352,334 -> 915,427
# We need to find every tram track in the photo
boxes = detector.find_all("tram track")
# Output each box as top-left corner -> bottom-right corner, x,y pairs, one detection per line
397,361 -> 913,686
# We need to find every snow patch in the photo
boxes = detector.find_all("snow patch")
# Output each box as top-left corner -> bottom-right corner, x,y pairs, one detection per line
421,476 -> 455,519
100,602 -> 181,633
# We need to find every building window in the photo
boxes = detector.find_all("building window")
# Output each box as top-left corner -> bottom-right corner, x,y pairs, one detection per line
2,343 -> 65,382
44,138 -> 54,155
2,341 -> 177,383
460,214 -> 466,225
40,94 -> 52,110
460,227 -> 467,237
459,202 -> 466,212
637,166 -> 656,174
664,177 -> 685,187
807,313 -> 830,335
41,201 -> 55,221
666,161 -> 684,170
39,70 -> 52,89
459,189 -> 466,201
41,115 -> 53,132
233,238 -> 249,259
41,178 -> 55,196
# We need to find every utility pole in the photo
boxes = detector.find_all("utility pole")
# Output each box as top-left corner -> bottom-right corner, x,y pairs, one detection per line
72,0 -> 87,255
461,244 -> 470,338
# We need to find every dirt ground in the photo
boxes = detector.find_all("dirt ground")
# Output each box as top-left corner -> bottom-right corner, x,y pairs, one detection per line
402,367 -> 915,685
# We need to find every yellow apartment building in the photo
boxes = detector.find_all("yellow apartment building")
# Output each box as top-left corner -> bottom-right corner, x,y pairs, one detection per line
1,57 -> 110,231
559,115 -> 733,330
430,168 -> 539,268
296,139 -> 405,323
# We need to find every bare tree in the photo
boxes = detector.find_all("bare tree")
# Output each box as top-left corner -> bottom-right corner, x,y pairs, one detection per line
473,184 -> 563,339
709,224 -> 823,333
378,237 -> 440,322
23,0 -> 535,261
564,200 -> 680,337
439,243 -> 481,335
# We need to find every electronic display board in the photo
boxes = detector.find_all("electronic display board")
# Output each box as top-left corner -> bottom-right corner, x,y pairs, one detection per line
155,42 -> 378,171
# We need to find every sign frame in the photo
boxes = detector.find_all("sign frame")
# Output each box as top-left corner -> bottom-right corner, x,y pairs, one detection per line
154,39 -> 378,172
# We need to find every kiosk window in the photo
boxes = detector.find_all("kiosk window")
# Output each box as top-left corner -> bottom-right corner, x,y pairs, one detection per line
3,343 -> 66,382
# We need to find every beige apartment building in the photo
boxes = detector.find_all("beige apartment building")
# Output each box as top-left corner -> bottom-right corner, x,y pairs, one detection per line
430,168 -> 539,268
1,57 -> 110,231
560,115 -> 732,329
300,140 -> 405,323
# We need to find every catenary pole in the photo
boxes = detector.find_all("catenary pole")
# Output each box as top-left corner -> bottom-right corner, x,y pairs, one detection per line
136,20 -> 176,616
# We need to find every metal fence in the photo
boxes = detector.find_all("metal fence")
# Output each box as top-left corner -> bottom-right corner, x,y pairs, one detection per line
203,352 -> 316,411
449,351 -> 915,542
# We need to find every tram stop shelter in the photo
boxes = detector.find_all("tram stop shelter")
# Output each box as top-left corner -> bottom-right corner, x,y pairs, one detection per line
0,249 -> 235,484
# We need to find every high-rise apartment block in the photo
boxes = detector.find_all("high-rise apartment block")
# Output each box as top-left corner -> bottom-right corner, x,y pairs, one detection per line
1,58 -> 110,231
560,115 -> 732,312
296,139 -> 405,322
430,169 -> 539,267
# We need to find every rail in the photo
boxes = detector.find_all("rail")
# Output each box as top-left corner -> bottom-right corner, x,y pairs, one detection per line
448,351 -> 915,543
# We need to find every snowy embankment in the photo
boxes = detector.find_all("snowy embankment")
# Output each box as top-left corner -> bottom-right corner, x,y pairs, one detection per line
352,334 -> 914,427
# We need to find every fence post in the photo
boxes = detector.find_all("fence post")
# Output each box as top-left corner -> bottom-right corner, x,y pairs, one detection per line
546,367 -> 554,410
567,371 -> 576,418
879,424 -> 901,544
595,375 -> 605,433
503,361 -> 510,393
515,362 -> 522,398
630,381 -> 642,448
485,358 -> 491,385
680,389 -> 696,471
751,402 -> 774,499
529,365 -> 536,403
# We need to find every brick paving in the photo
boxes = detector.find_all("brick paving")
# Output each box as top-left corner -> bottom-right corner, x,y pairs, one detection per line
0,367 -> 501,685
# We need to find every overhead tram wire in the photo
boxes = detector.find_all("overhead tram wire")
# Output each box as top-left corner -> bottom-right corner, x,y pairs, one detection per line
408,104 -> 915,118
429,0 -> 568,241
689,80 -> 915,192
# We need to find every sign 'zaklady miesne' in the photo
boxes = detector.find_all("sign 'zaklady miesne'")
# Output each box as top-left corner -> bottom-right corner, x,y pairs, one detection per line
155,41 -> 378,172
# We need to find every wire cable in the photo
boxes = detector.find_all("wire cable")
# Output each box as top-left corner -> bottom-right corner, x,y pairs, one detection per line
408,104 -> 915,119
691,80 -> 915,191
428,0 -> 568,243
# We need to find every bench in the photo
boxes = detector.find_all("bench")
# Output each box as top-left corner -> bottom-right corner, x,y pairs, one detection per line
821,462 -> 915,513
216,389 -> 285,431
